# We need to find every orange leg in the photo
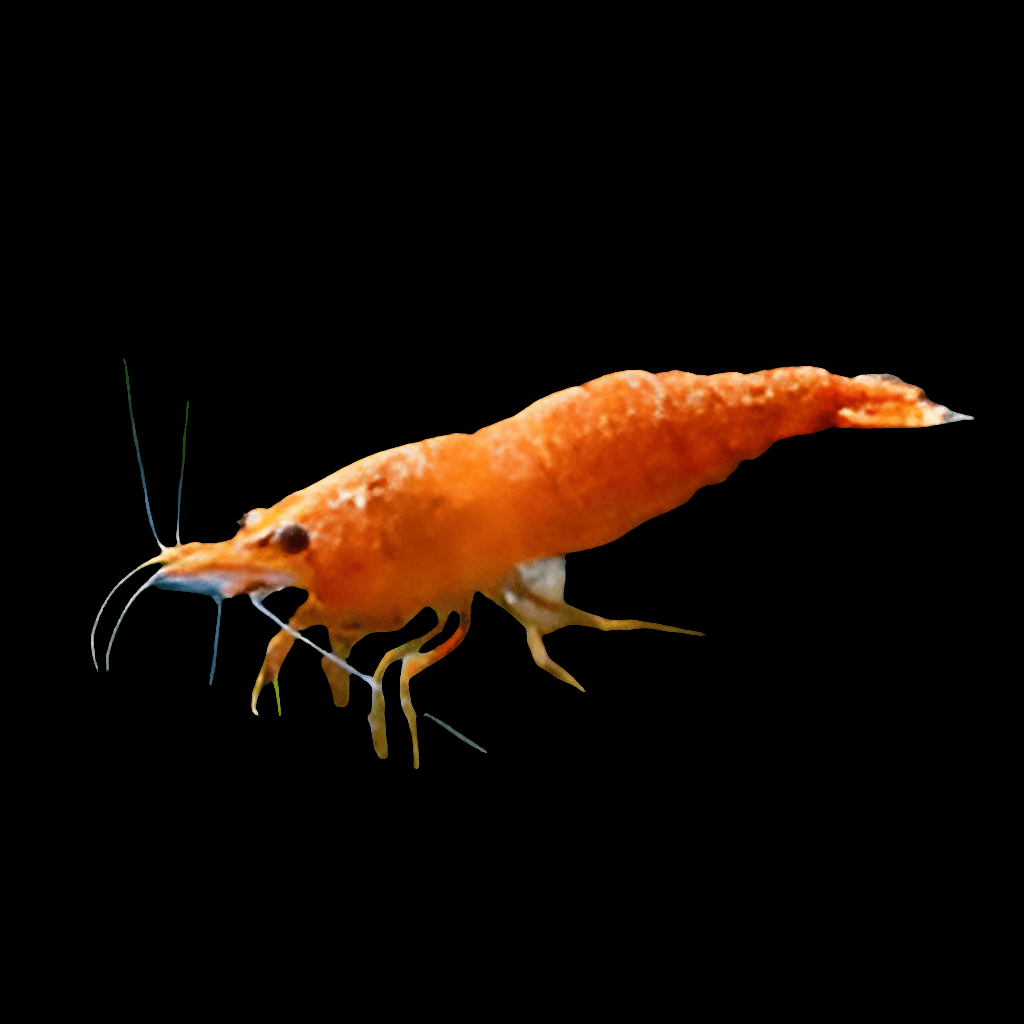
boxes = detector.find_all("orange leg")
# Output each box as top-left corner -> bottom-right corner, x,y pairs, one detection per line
367,616 -> 448,760
486,556 -> 702,694
321,631 -> 354,707
398,609 -> 472,768
251,598 -> 347,716
251,630 -> 295,715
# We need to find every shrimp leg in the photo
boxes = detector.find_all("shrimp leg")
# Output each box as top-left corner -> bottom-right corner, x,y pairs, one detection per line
486,556 -> 702,692
321,631 -> 355,707
252,599 -> 361,715
366,608 -> 473,766
367,616 -> 448,760
397,609 -> 472,768
252,630 -> 295,714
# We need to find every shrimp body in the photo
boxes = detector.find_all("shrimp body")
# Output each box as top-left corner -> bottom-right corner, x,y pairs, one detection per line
138,367 -> 968,765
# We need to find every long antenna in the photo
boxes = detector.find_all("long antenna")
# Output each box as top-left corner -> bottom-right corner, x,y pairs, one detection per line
176,400 -> 189,545
123,359 -> 166,551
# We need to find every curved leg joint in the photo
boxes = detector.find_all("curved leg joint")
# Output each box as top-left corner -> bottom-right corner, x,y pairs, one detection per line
252,629 -> 295,715
485,555 -> 702,694
525,626 -> 585,691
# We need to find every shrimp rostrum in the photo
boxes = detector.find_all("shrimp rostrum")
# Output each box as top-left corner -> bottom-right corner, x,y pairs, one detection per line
94,367 -> 971,767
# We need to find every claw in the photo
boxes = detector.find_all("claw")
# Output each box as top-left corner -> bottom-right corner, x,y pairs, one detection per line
251,675 -> 265,715
251,672 -> 281,716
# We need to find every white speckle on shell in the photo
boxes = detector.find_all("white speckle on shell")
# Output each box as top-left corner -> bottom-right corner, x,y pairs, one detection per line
327,487 -> 368,511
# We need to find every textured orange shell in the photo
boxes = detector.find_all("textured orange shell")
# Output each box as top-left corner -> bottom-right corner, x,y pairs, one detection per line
156,366 -> 951,630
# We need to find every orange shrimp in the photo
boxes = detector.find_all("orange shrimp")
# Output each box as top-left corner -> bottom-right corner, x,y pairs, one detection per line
93,366 -> 971,767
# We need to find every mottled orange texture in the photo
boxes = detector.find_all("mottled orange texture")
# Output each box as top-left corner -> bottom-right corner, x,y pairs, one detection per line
145,367 -> 965,765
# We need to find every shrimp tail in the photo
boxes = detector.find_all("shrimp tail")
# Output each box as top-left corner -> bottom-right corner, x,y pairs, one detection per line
480,369 -> 971,701
830,372 -> 972,428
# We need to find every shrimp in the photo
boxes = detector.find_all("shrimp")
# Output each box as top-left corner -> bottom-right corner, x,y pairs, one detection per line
93,365 -> 972,767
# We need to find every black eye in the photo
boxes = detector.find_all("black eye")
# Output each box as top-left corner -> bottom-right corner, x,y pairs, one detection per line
276,523 -> 309,553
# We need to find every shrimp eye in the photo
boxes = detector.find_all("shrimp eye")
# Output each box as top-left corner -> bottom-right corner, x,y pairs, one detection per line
276,523 -> 309,553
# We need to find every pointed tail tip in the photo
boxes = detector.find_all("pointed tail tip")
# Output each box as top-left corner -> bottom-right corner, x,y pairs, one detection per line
941,409 -> 974,424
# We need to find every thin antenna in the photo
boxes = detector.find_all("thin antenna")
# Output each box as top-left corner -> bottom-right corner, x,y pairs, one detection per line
90,556 -> 164,671
421,713 -> 488,753
123,359 -> 166,551
176,400 -> 189,546
105,572 -> 159,671
209,594 -> 222,685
